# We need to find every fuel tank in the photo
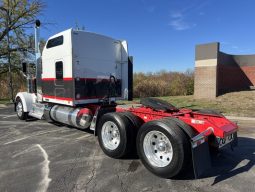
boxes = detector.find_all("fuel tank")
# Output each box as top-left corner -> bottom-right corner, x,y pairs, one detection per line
50,105 -> 93,129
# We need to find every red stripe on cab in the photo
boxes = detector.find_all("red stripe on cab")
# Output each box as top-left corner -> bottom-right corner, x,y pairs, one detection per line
42,78 -> 73,81
43,95 -> 73,101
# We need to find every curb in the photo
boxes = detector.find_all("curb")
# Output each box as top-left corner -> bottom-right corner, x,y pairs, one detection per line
0,104 -> 7,108
225,116 -> 255,121
0,103 -> 13,108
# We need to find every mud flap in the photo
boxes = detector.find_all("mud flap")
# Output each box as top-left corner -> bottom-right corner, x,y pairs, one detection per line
192,141 -> 212,179
231,132 -> 238,149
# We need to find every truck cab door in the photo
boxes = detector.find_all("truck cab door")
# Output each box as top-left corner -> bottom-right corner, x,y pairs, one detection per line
54,60 -> 65,97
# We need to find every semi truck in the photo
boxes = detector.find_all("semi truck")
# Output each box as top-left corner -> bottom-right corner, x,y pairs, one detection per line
15,21 -> 238,179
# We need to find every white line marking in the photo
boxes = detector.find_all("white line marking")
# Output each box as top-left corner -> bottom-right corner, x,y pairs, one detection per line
0,120 -> 49,125
0,114 -> 16,116
61,132 -> 81,138
2,114 -> 17,119
76,134 -> 92,140
12,145 -> 37,158
4,136 -> 31,145
4,129 -> 63,145
36,144 -> 51,192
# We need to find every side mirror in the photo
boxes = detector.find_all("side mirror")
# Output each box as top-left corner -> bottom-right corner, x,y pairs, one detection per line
22,62 -> 27,74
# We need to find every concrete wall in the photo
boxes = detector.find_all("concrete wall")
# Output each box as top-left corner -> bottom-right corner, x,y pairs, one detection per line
194,42 -> 255,99
194,43 -> 219,99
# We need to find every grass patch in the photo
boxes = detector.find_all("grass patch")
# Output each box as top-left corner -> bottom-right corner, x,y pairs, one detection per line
0,99 -> 10,105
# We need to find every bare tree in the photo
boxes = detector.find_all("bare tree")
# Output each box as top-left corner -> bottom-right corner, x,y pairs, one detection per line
0,0 -> 44,101
0,0 -> 44,57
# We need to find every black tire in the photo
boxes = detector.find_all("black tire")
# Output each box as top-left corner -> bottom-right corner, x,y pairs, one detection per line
97,112 -> 133,158
120,111 -> 143,152
120,111 -> 143,130
166,117 -> 197,138
94,107 -> 116,136
15,97 -> 28,120
136,118 -> 190,178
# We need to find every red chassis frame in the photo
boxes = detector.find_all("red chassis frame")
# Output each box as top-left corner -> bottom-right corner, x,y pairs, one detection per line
116,105 -> 238,139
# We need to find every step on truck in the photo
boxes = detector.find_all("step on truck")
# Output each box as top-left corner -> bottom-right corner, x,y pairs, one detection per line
15,20 -> 238,179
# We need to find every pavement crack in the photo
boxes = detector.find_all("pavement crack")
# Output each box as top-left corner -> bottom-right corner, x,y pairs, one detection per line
84,151 -> 97,192
115,162 -> 128,192
51,150 -> 83,192
116,173 -> 127,192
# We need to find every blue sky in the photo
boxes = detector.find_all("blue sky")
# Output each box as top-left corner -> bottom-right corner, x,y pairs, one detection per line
39,0 -> 255,72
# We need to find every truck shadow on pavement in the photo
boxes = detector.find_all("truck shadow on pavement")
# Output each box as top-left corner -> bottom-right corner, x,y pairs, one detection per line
194,136 -> 255,185
209,137 -> 255,185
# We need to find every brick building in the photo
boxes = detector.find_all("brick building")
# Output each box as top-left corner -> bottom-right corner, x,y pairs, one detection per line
194,42 -> 255,99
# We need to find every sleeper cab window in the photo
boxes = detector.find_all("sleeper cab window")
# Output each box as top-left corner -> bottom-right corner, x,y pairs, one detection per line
46,35 -> 63,49
55,61 -> 63,79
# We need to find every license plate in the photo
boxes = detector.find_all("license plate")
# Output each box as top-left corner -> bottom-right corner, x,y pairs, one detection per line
217,133 -> 235,148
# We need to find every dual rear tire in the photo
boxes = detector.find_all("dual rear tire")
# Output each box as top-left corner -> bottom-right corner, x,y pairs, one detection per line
97,112 -> 139,158
97,112 -> 191,178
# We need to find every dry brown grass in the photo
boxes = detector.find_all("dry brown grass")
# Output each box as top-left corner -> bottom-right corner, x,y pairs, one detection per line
0,73 -> 26,100
133,70 -> 194,97
216,90 -> 255,117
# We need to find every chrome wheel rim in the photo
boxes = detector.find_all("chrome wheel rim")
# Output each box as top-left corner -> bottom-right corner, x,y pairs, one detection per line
16,102 -> 23,117
101,121 -> 120,150
143,130 -> 173,167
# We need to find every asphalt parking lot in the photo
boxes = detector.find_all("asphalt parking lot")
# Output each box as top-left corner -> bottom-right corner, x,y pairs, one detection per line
0,105 -> 255,192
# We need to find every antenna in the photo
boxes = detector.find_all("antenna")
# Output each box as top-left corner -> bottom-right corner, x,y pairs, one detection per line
75,21 -> 79,30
